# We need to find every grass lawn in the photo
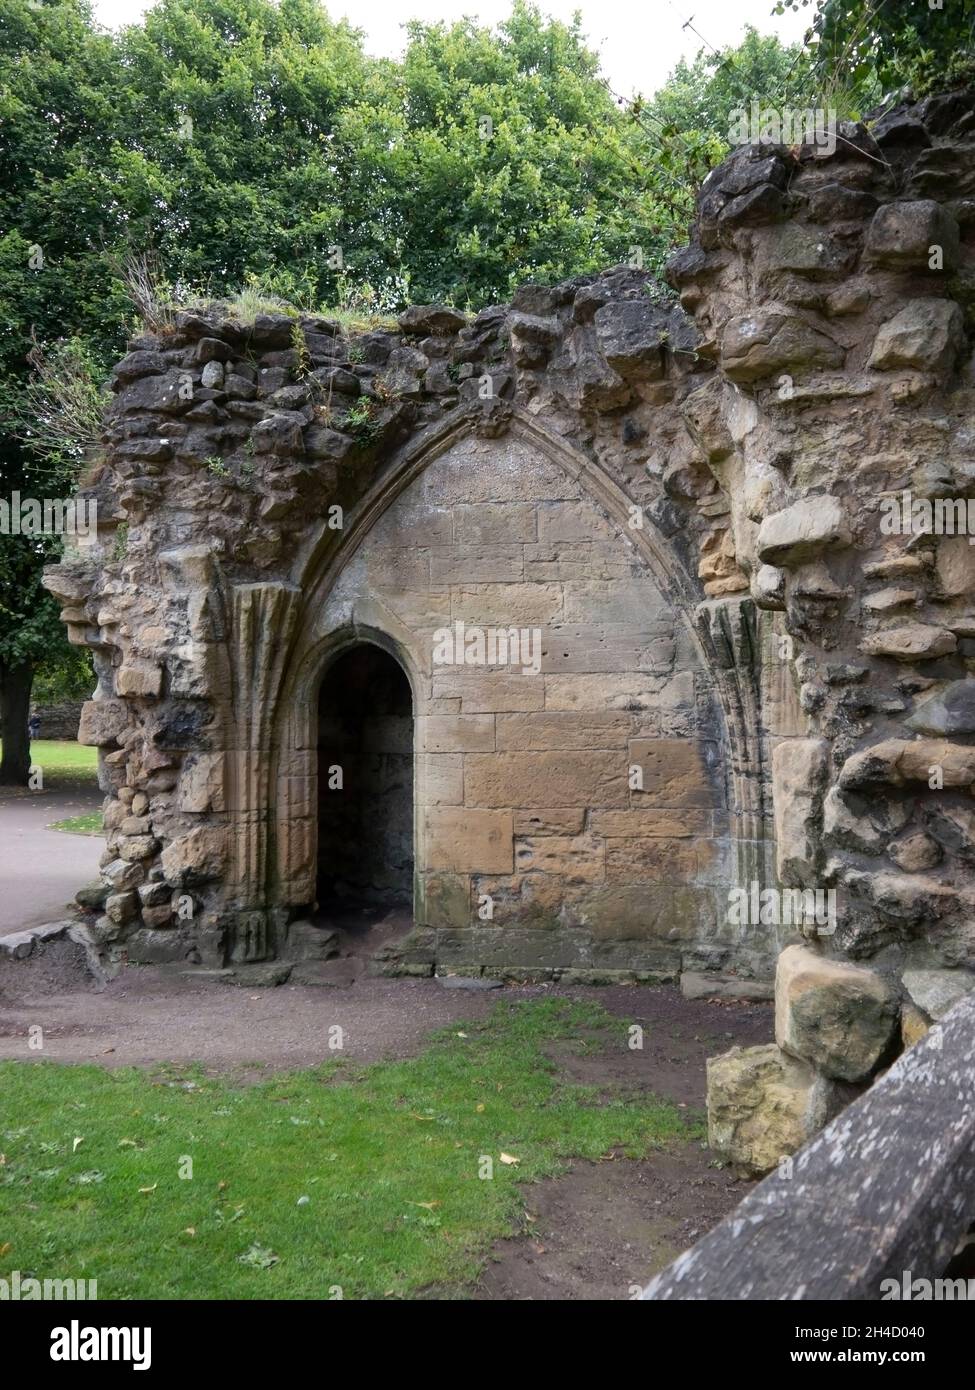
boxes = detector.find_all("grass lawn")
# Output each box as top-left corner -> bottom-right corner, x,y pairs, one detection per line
0,999 -> 697,1300
48,811 -> 103,835
0,740 -> 99,790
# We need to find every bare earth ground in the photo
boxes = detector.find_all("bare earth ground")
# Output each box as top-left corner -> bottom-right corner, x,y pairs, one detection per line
0,943 -> 771,1299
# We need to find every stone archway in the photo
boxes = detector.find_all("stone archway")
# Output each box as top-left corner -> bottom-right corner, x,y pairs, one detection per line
272,411 -> 758,980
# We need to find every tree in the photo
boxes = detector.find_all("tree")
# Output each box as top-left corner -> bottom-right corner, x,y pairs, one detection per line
0,336 -> 106,784
0,0 -> 129,782
645,26 -> 808,194
650,25 -> 810,147
776,0 -> 975,107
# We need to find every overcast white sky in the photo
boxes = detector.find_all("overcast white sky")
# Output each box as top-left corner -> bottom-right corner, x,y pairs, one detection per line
90,0 -> 811,99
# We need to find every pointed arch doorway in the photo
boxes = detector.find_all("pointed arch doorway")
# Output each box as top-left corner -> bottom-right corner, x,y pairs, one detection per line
316,642 -> 415,935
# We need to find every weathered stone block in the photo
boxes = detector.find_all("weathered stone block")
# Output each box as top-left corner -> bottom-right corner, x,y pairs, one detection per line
859,622 -> 956,661
594,301 -> 667,379
589,808 -> 713,837
515,833 -> 605,881
580,883 -> 718,941
284,920 -> 340,962
756,497 -> 851,567
78,699 -> 130,747
513,808 -> 587,835
125,929 -> 195,964
720,312 -> 844,383
116,662 -> 164,699
417,753 -> 464,805
104,891 -> 139,925
161,828 -> 228,886
707,1042 -> 852,1178
177,752 -> 226,813
117,835 -> 160,863
775,944 -> 898,1082
906,680 -> 975,735
628,739 -> 721,808
422,808 -> 514,874
417,714 -> 496,753
868,298 -> 964,373
430,670 -> 545,712
495,710 -> 630,751
418,874 -> 472,930
450,583 -> 563,625
902,967 -> 975,1020
464,750 -> 628,809
864,200 -> 959,269
772,738 -> 829,885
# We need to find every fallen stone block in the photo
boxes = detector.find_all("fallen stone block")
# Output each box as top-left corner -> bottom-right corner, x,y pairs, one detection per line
775,944 -> 898,1082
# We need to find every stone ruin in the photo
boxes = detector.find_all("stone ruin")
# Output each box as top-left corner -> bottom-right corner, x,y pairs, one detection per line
45,91 -> 975,1170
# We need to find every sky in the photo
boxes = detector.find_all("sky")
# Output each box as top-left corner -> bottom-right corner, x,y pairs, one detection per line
89,0 -> 812,100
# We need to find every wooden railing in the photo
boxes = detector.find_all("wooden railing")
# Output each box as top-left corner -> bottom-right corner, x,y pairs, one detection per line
641,991 -> 975,1300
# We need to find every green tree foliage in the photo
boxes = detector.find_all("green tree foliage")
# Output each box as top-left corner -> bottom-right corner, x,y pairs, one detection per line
777,0 -> 975,106
0,1 -> 125,781
0,0 -> 844,782
108,0 -> 691,306
647,25 -> 808,181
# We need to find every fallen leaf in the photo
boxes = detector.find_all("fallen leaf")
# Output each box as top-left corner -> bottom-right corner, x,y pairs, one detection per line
117,1139 -> 137,1148
475,1103 -> 485,1113
138,1184 -> 157,1194
0,1242 -> 11,1257
183,1227 -> 196,1236
456,1031 -> 468,1038
0,1154 -> 5,1166
409,1201 -> 441,1211
72,1137 -> 84,1152
499,1152 -> 520,1166
238,1242 -> 278,1270
218,1180 -> 229,1191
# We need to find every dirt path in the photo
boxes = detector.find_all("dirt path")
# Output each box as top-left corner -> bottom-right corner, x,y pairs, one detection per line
0,950 -> 770,1298
0,788 -> 103,935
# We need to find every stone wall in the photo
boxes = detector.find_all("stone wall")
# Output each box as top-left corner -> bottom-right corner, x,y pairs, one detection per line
667,90 -> 975,1169
45,264 -> 774,980
44,91 -> 975,1149
29,699 -> 85,741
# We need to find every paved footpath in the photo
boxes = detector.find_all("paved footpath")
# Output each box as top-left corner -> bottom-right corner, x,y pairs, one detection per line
0,788 -> 103,935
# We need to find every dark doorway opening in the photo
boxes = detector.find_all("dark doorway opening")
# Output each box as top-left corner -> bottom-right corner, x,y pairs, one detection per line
316,644 -> 414,915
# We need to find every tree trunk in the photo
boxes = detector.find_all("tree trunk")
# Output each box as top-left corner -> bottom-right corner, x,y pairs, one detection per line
0,660 -> 33,786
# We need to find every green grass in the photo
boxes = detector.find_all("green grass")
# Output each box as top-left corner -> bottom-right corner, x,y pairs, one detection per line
0,740 -> 98,789
0,999 -> 697,1300
48,811 -> 103,835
